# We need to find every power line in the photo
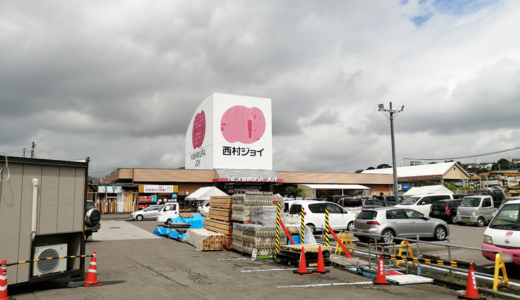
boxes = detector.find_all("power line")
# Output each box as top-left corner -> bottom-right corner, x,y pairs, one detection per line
406,146 -> 520,161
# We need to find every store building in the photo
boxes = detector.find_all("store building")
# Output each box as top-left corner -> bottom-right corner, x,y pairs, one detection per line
94,93 -> 394,213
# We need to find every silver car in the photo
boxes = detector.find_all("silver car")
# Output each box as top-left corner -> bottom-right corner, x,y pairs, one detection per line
130,205 -> 162,221
354,207 -> 450,243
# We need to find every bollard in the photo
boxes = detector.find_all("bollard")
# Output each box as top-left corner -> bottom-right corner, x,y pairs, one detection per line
300,206 -> 305,244
275,202 -> 281,253
324,208 -> 330,246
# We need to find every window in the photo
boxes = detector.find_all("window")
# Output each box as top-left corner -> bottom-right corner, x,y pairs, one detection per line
405,209 -> 423,219
326,203 -> 343,214
289,204 -> 302,215
357,211 -> 377,220
420,197 -> 432,205
483,199 -> 492,207
386,210 -> 408,219
308,203 -> 325,213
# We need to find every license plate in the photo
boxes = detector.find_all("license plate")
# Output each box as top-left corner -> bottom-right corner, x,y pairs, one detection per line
462,218 -> 470,223
433,211 -> 440,215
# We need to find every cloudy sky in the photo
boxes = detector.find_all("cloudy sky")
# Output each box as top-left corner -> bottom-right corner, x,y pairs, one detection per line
1,0 -> 519,178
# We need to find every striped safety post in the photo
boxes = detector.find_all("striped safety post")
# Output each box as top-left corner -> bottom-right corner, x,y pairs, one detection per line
275,202 -> 281,253
324,208 -> 330,246
0,259 -> 8,300
300,206 -> 305,244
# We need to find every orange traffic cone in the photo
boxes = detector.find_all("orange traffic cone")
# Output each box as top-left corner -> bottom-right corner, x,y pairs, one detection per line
373,253 -> 390,286
293,246 -> 312,276
313,246 -> 329,275
458,263 -> 486,300
0,259 -> 9,300
84,251 -> 104,287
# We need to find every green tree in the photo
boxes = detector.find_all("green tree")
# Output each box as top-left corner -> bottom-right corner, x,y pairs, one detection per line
493,158 -> 510,171
354,169 -> 364,173
444,183 -> 457,191
367,167 -> 375,170
286,186 -> 302,198
377,164 -> 391,169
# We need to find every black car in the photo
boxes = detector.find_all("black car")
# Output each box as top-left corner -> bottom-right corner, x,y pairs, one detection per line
429,199 -> 462,224
372,195 -> 405,206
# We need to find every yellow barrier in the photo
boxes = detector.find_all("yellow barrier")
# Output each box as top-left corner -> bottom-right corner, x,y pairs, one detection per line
493,252 -> 510,291
334,232 -> 355,255
396,240 -> 415,267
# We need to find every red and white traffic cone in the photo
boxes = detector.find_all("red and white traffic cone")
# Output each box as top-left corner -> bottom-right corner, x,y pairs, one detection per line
458,263 -> 486,300
293,246 -> 312,276
313,246 -> 329,275
84,251 -> 103,287
373,253 -> 390,286
0,259 -> 9,300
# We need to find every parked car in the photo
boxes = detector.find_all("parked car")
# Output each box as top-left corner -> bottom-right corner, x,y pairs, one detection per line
288,200 -> 357,232
372,195 -> 405,205
354,207 -> 450,243
395,194 -> 453,215
482,199 -> 520,265
429,199 -> 462,224
86,200 -> 101,239
335,196 -> 363,210
499,196 -> 520,208
131,205 -> 162,221
157,202 -> 180,222
456,195 -> 497,227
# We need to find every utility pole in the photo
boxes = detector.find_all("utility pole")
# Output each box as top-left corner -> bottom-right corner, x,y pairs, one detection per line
23,148 -> 26,157
378,102 -> 404,205
31,141 -> 38,158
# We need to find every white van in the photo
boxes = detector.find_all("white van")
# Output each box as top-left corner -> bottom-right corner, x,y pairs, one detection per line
482,199 -> 520,265
395,194 -> 453,215
156,202 -> 180,222
288,200 -> 357,232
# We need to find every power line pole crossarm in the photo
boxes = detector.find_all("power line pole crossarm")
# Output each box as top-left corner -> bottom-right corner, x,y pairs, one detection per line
378,102 -> 404,205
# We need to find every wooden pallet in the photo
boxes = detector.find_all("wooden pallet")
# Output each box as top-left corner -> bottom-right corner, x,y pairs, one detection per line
209,208 -> 232,222
204,219 -> 233,235
180,213 -> 193,218
280,244 -> 333,253
200,212 -> 209,218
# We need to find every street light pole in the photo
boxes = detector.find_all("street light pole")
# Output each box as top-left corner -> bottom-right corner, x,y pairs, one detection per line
378,102 -> 404,205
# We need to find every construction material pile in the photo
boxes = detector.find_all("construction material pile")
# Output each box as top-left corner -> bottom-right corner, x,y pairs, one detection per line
231,192 -> 274,223
204,196 -> 233,249
186,229 -> 225,251
232,223 -> 287,258
251,206 -> 278,226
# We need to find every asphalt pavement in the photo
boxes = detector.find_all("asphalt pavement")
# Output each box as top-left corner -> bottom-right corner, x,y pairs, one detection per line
6,214 -> 517,300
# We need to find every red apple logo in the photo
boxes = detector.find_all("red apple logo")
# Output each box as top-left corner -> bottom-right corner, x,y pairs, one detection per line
192,110 -> 206,149
221,106 -> 266,144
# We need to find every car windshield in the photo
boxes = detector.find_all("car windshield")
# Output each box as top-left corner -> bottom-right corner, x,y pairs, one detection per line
461,197 -> 481,207
432,201 -> 448,208
400,197 -> 419,205
489,204 -> 520,230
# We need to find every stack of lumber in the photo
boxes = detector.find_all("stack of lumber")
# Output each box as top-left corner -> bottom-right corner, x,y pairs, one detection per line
276,244 -> 333,267
232,223 -> 286,257
232,191 -> 273,223
186,229 -> 224,251
204,196 -> 233,249
180,213 -> 194,218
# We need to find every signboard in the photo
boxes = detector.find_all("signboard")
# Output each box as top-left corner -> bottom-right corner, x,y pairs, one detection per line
185,93 -> 273,170
410,161 -> 422,166
139,185 -> 178,193
97,185 -> 122,193
402,184 -> 410,191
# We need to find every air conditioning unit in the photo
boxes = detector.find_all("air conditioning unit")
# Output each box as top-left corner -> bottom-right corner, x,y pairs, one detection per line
32,243 -> 68,276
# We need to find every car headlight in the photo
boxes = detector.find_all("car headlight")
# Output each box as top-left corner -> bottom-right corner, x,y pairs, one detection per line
483,235 -> 493,244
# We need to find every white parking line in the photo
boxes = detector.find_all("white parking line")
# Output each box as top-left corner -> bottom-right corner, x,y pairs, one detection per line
218,258 -> 247,261
277,282 -> 373,288
241,268 -> 298,272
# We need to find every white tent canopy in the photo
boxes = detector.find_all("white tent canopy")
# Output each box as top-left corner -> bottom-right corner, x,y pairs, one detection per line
402,185 -> 453,197
185,187 -> 227,201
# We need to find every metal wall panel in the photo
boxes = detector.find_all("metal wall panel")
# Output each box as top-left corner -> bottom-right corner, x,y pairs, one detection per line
0,163 -> 23,284
57,167 -> 75,233
38,166 -> 60,234
73,168 -> 85,232
17,164 -> 43,283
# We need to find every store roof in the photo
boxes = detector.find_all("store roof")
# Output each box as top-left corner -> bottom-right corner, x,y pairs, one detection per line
300,184 -> 370,190
362,162 -> 470,179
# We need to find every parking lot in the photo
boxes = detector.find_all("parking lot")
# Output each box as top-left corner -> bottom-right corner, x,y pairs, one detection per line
6,215 -> 518,300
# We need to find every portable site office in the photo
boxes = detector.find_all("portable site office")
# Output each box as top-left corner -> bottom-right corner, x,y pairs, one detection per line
0,156 -> 89,286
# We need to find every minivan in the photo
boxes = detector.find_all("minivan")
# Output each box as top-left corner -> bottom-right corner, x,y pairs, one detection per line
395,194 -> 453,215
288,201 -> 357,232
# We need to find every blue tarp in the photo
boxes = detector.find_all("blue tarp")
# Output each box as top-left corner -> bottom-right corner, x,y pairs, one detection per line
288,236 -> 301,245
153,214 -> 205,239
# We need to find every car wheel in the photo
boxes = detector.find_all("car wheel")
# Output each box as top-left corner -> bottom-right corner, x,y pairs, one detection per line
434,226 -> 447,241
136,215 -> 143,221
451,214 -> 458,224
381,229 -> 395,244
476,217 -> 485,227
347,222 -> 355,232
